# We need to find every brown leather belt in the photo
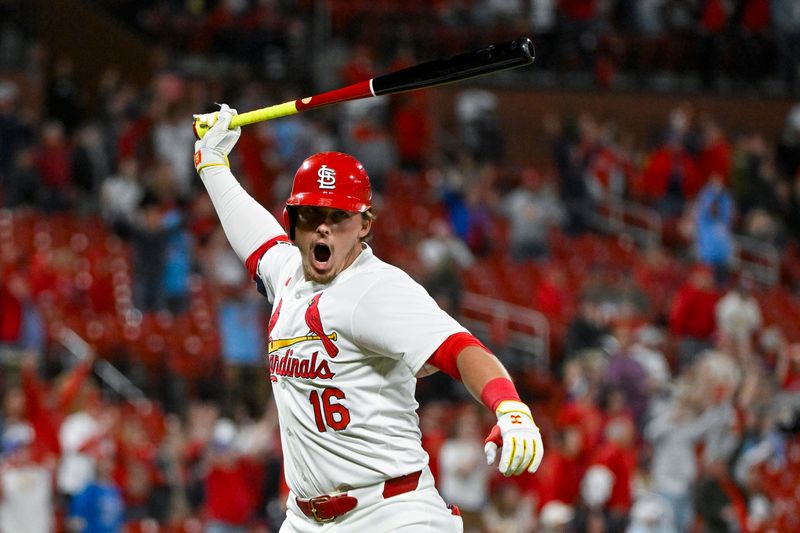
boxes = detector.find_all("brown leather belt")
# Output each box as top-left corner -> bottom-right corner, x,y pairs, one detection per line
296,470 -> 422,523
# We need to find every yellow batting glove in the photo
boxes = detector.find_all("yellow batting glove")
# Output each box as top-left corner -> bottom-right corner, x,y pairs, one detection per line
193,104 -> 241,173
484,400 -> 544,476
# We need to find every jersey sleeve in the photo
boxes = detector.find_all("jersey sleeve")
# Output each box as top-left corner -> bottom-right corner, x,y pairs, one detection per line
255,240 -> 300,303
198,165 -> 287,263
349,271 -> 468,374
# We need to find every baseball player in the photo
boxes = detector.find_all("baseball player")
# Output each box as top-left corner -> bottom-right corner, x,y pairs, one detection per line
193,105 -> 544,532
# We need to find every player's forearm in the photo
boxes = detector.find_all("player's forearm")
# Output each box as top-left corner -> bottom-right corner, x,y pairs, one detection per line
199,165 -> 286,262
456,346 -> 514,408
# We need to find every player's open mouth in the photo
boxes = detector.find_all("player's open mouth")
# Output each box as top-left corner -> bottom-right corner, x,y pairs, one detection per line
313,243 -> 332,266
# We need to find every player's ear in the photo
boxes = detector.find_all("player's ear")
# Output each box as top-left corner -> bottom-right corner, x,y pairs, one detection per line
358,215 -> 372,239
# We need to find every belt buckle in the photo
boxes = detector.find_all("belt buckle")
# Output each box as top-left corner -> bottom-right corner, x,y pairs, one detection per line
309,495 -> 334,523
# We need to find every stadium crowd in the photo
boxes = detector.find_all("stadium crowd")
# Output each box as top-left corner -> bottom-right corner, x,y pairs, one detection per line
2,2 -> 800,533
91,0 -> 800,96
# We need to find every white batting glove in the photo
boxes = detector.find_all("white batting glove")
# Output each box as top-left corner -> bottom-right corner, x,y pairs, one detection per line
193,104 -> 241,173
484,400 -> 544,476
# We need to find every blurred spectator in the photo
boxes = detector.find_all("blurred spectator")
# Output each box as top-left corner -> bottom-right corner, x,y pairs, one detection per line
69,451 -> 125,533
777,104 -> 800,180
626,494 -> 676,533
438,405 -> 490,533
535,424 -> 587,509
482,478 -> 535,533
57,385 -> 112,506
771,0 -> 800,97
543,113 -> 588,234
582,117 -> 634,204
46,57 -> 82,133
202,418 -> 262,533
216,281 -> 267,410
455,89 -> 504,164
0,81 -> 26,188
636,131 -> 700,219
693,175 -> 735,283
419,402 -> 448,482
629,325 -> 671,398
733,0 -> 773,88
742,206 -> 783,246
534,266 -> 572,323
160,207 -> 192,315
645,379 -> 708,532
538,500 -> 575,533
715,273 -> 762,361
696,117 -> 732,189
696,0 -> 730,90
99,157 -> 143,226
0,268 -> 46,360
632,245 -> 684,319
575,461 -> 614,532
4,147 -> 41,208
0,422 -> 55,533
340,43 -> 375,86
152,104 -> 196,199
343,111 -> 399,196
604,322 -> 651,428
35,121 -> 73,212
696,351 -> 741,469
502,169 -> 565,262
115,194 -> 184,313
557,0 -> 601,72
416,218 -> 474,315
441,179 -> 496,258
71,124 -> 111,215
668,264 -> 720,369
528,0 -> 558,71
583,416 -> 637,532
564,293 -> 611,359
391,92 -> 431,173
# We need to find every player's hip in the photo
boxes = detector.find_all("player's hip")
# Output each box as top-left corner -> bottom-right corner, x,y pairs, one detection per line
281,467 -> 463,532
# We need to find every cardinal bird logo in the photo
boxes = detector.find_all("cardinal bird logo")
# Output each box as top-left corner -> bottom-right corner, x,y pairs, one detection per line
305,293 -> 339,358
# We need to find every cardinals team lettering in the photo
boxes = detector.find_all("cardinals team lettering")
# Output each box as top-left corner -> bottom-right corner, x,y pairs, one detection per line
269,349 -> 335,382
267,291 -> 340,383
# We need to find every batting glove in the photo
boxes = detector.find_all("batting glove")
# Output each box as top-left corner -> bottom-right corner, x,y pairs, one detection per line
193,104 -> 241,173
484,400 -> 544,476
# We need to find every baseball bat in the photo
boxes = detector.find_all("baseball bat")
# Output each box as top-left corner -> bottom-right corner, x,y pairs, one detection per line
193,37 -> 534,139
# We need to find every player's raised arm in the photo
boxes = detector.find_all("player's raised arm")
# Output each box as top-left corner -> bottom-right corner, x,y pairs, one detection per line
428,339 -> 544,477
192,104 -> 287,277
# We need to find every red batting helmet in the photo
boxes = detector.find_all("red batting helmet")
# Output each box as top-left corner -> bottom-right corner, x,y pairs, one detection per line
283,152 -> 372,237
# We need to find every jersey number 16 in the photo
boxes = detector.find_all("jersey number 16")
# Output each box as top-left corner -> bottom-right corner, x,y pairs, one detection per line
309,387 -> 351,432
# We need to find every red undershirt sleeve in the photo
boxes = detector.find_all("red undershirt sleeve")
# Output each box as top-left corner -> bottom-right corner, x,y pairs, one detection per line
426,332 -> 491,381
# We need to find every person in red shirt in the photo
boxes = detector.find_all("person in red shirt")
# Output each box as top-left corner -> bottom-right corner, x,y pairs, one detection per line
203,419 -> 261,533
697,117 -> 732,192
668,264 -> 720,370
579,416 -> 637,532
534,425 -> 588,509
636,134 -> 701,218
35,121 -> 73,212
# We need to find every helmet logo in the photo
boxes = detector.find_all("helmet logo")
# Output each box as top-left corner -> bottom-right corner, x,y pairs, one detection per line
317,165 -> 336,189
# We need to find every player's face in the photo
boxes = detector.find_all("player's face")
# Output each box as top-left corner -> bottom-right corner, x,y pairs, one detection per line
294,206 -> 371,283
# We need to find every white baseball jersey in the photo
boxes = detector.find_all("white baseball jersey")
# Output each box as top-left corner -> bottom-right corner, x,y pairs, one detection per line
257,241 -> 467,498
